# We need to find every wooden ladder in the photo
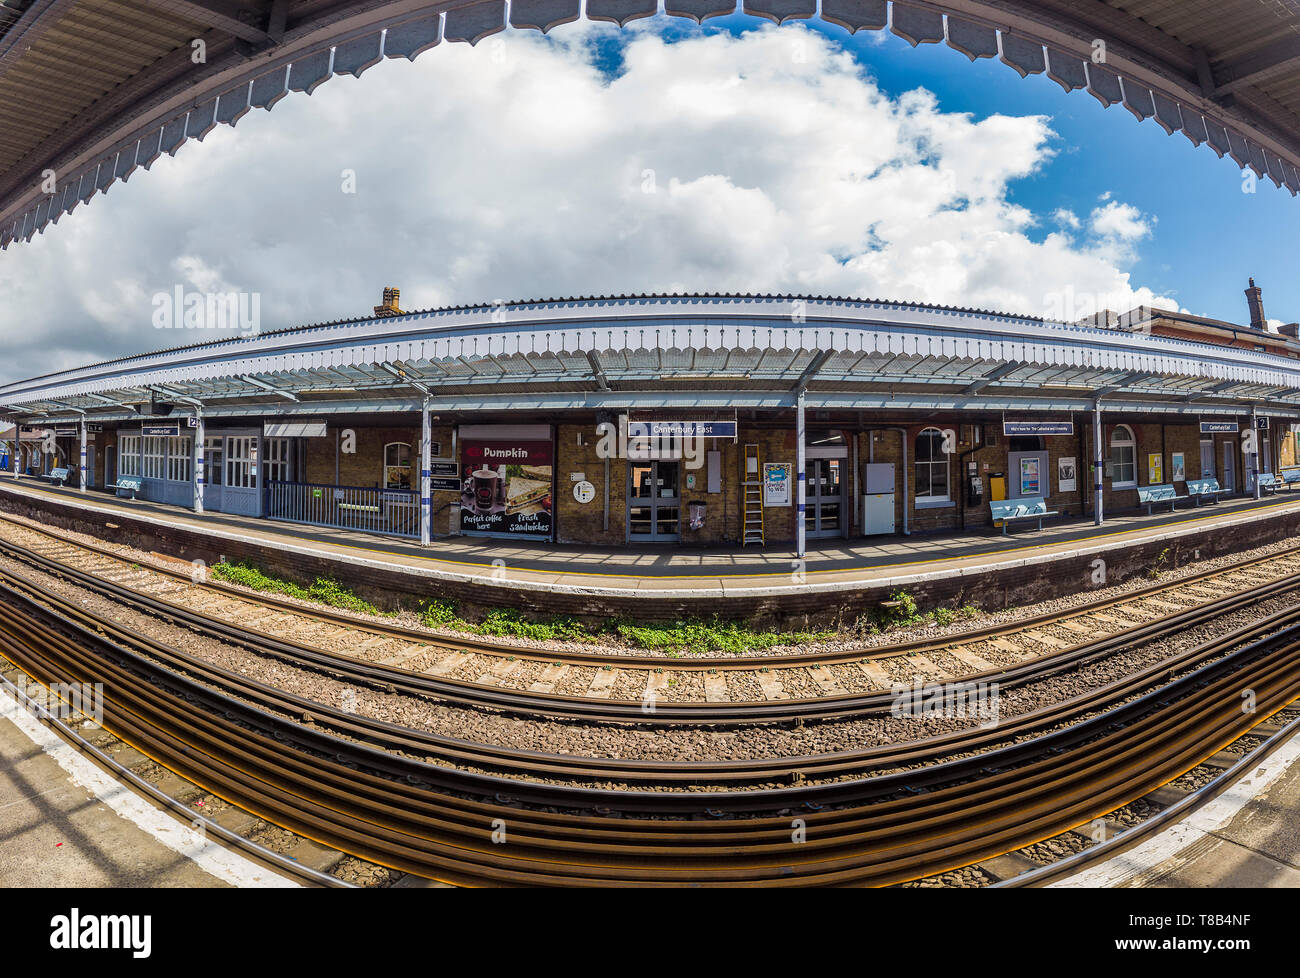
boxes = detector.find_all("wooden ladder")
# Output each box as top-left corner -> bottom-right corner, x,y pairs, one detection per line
742,443 -> 764,547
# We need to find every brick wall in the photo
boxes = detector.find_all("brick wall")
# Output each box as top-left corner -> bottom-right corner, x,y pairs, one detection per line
4,486 -> 1297,628
298,424 -> 459,534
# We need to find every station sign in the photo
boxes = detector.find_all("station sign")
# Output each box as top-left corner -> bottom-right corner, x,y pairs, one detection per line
46,424 -> 102,436
1002,421 -> 1074,437
627,421 -> 738,439
1199,421 -> 1239,433
1256,417 -> 1271,430
142,423 -> 180,437
428,460 -> 461,493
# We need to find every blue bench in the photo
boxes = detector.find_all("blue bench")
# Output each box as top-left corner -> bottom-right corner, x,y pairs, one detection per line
109,476 -> 142,499
989,497 -> 1059,534
1136,483 -> 1186,514
1281,469 -> 1300,491
1256,472 -> 1282,494
1185,478 -> 1227,505
40,466 -> 71,486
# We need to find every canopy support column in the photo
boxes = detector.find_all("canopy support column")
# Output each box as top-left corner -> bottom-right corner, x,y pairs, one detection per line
78,419 -> 87,493
1252,404 -> 1262,500
796,388 -> 806,560
420,398 -> 432,547
193,410 -> 205,514
1093,401 -> 1104,526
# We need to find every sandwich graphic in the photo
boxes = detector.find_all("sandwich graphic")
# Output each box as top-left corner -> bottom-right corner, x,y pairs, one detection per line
506,475 -> 550,514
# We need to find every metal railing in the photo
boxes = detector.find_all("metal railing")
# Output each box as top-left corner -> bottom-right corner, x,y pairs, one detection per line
266,480 -> 419,538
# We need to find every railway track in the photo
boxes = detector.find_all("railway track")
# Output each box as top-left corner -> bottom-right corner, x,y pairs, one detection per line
3,512 -> 1300,724
5,569 -> 1298,885
5,521 -> 1300,728
989,706 -> 1300,888
1,548 -> 1295,790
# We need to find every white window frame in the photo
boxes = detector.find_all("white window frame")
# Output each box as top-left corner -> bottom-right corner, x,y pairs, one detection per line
119,436 -> 141,478
915,427 -> 950,503
167,436 -> 192,482
262,437 -> 290,484
226,437 -> 256,489
383,442 -> 412,490
1110,424 -> 1137,489
143,436 -> 166,480
204,436 -> 224,486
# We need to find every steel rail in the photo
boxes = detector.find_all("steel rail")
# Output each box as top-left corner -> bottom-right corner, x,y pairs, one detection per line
3,526 -> 1300,725
0,672 -> 351,889
997,711 -> 1300,888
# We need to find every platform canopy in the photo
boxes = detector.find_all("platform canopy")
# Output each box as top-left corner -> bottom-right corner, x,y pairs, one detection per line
2,295 -> 1300,425
3,0 -> 1300,251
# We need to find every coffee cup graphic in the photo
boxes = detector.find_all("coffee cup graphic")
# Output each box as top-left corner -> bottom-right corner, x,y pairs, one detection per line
472,467 -> 500,512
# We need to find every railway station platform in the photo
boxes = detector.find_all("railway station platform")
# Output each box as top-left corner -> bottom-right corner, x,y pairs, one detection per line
3,477 -> 1300,623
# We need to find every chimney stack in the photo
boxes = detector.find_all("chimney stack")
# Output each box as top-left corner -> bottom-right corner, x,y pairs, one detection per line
1245,277 -> 1268,331
373,287 -> 404,318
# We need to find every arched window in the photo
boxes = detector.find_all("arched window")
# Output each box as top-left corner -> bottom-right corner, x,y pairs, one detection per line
384,443 -> 412,489
915,427 -> 950,502
1109,424 -> 1137,488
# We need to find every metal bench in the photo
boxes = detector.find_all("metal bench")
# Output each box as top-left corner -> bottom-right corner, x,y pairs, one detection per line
40,466 -> 70,486
989,497 -> 1059,534
1136,483 -> 1186,514
1185,478 -> 1227,505
108,475 -> 143,499
1281,469 -> 1300,491
1256,472 -> 1282,494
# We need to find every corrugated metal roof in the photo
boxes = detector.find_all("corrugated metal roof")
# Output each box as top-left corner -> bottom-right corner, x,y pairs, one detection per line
3,294 -> 1299,421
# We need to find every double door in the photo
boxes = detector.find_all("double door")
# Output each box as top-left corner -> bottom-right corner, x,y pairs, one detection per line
804,458 -> 843,538
629,461 -> 680,541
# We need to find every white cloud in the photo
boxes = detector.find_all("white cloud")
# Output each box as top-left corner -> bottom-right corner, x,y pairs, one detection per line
0,20 -> 1177,383
1089,199 -> 1153,242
